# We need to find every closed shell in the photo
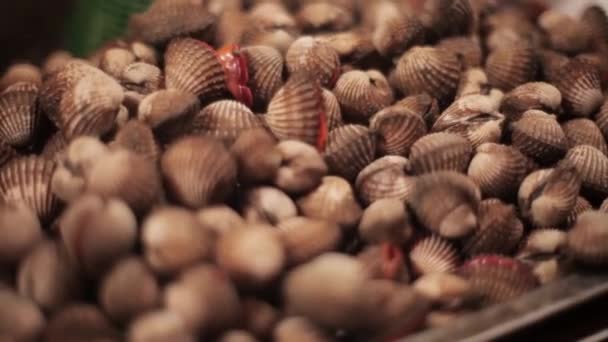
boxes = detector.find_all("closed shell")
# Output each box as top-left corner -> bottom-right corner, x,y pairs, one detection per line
242,46 -> 284,107
420,0 -> 474,38
323,124 -> 375,181
297,2 -> 354,33
138,89 -> 201,143
111,120 -> 160,162
409,235 -> 460,276
485,41 -> 537,91
274,140 -> 328,194
322,88 -> 343,131
372,11 -> 425,57
553,57 -> 603,118
395,93 -> 440,128
437,36 -> 483,69
409,132 -> 473,175
499,82 -> 562,122
538,11 -> 591,54
121,62 -> 164,95
370,105 -> 427,157
562,119 -> 608,155
0,82 -> 39,147
511,110 -> 567,164
279,217 -> 341,266
192,100 -> 263,144
286,37 -> 340,88
358,198 -> 413,245
597,98 -> 608,140
355,156 -> 416,206
518,229 -> 567,259
567,211 -> 608,266
563,145 -> 608,198
333,70 -> 394,121
565,196 -> 594,228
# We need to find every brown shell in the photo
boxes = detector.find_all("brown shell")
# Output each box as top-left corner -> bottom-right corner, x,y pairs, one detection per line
297,2 -> 354,33
192,100 -> 263,144
315,30 -> 375,65
128,0 -> 216,45
410,171 -> 481,239
499,82 -> 562,122
432,94 -> 506,148
567,211 -> 608,266
601,198 -> 608,213
323,124 -> 376,181
0,156 -> 59,223
565,196 -> 594,228
485,40 -> 537,91
138,89 -> 201,143
456,68 -> 491,99
286,37 -> 340,88
463,200 -> 524,256
372,12 -> 425,57
332,70 -> 394,121
518,166 -> 581,228
240,26 -> 298,55
241,187 -> 297,225
322,88 -> 343,131
468,143 -> 534,200
278,216 -> 342,266
459,255 -> 538,305
563,145 -> 608,198
409,235 -> 461,276
266,73 -> 324,147
394,46 -> 462,105
43,51 -> 74,76
40,61 -> 124,140
582,5 -> 608,48
248,2 -> 297,31
0,82 -> 39,147
232,129 -> 281,185
121,62 -> 164,95
370,105 -> 427,157
409,132 -> 473,175
562,119 -> 608,155
357,244 -> 409,283
161,136 -> 237,209
41,132 -> 68,159
0,63 -> 42,91
538,49 -> 570,83
274,140 -> 328,195
437,36 -> 483,69
420,0 -> 474,38
510,110 -> 568,164
44,304 -> 119,342
597,98 -> 608,140
99,48 -> 136,79
538,11 -> 591,54
297,176 -> 362,229
518,229 -> 567,259
358,199 -> 413,245
164,38 -> 227,102
355,156 -> 415,206
242,46 -> 285,107
552,57 -> 603,118
395,93 -> 441,129
111,120 -> 160,162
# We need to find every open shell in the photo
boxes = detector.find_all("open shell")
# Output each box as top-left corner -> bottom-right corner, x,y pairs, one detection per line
0,82 -> 39,147
333,70 -> 394,122
370,105 -> 427,157
409,132 -> 473,175
552,57 -> 603,118
323,124 -> 375,181
510,110 -> 567,164
355,156 -> 416,206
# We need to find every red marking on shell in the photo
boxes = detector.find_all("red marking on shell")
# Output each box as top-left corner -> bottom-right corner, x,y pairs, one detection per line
381,243 -> 404,280
217,44 -> 253,107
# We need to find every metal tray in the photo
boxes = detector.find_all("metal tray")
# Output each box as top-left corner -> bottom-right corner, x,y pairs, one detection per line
404,272 -> 608,342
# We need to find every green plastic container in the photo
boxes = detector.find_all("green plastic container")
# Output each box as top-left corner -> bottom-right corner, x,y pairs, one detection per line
66,0 -> 153,57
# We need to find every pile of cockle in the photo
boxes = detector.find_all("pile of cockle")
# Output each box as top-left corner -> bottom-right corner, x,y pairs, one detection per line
1,0 -> 608,340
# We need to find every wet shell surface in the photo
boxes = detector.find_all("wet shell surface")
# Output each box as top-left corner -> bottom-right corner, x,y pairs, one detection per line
161,136 -> 238,209
333,70 -> 394,122
562,119 -> 608,155
242,46 -> 285,107
510,110 -> 567,164
563,145 -> 608,198
567,211 -> 608,266
285,37 -> 340,88
355,156 -> 415,206
0,156 -> 59,223
164,38 -> 227,102
409,235 -> 461,276
323,124 -> 375,181
191,100 -> 263,144
552,57 -> 603,118
370,105 -> 427,157
437,36 -> 483,69
394,46 -> 462,105
485,41 -> 537,91
0,82 -> 39,147
499,82 -> 562,122
409,132 -> 473,175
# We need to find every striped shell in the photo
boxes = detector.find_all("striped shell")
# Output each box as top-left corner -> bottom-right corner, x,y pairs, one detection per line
563,145 -> 608,199
40,61 -> 124,140
0,63 -> 42,90
463,200 -> 524,256
409,132 -> 473,175
41,132 -> 68,159
161,136 -> 238,209
420,0 -> 474,38
372,11 -> 425,57
370,105 -> 427,157
538,11 -> 591,54
562,119 -> 608,155
395,93 -> 440,128
111,120 -> 160,162
518,166 -> 581,228
0,82 -> 39,147
242,46 -> 284,107
410,171 -> 481,239
552,57 -> 603,118
485,40 -> 537,91
322,89 -> 343,131
437,36 -> 483,69
567,211 -> 608,266
323,124 -> 375,181
456,68 -> 490,99
164,38 -> 227,102
192,100 -> 263,144
538,49 -> 569,83
394,46 -> 461,105
565,196 -> 594,229
138,89 -> 201,143
286,37 -> 340,88
511,110 -> 567,164
468,143 -> 534,200
99,48 -> 136,79
409,235 -> 460,276
0,142 -> 17,167
333,70 -> 394,121
499,82 -> 562,122
0,156 -> 59,223
597,98 -> 608,140
582,5 -> 608,48
459,255 -> 538,305
355,156 -> 416,206
297,2 -> 354,33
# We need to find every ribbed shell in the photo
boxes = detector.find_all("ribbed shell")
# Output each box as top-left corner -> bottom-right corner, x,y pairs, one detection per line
40,61 -> 124,140
538,49 -> 569,83
410,171 -> 481,239
121,62 -> 163,95
111,120 -> 160,162
0,82 -> 39,147
538,11 -> 591,54
297,2 -> 354,33
285,37 -> 340,88
0,142 -> 17,167
372,13 -> 425,57
485,41 -> 537,91
601,199 -> 608,213
518,165 -> 581,229
41,132 -> 68,158
242,46 -> 284,107
499,82 -> 562,122
160,136 -> 237,209
562,119 -> 608,155
463,200 -> 524,256
315,30 -> 375,65
266,73 -> 325,147
0,156 -> 59,223
563,145 -> 608,198
322,89 -> 343,131
468,143 -> 534,200
597,99 -> 608,140
138,89 -> 201,143
456,68 -> 490,99
553,57 -> 603,118
459,255 -> 538,305
370,105 -> 427,157
192,100 -> 263,144
333,70 -> 394,121
0,63 -> 42,90
128,0 -> 216,45
511,110 -> 567,164
355,156 -> 415,206
409,235 -> 460,276
240,26 -> 298,55
437,36 -> 483,69
409,132 -> 473,175
582,5 -> 608,47
395,93 -> 440,128
323,124 -> 375,181
394,46 -> 461,105
420,0 -> 474,38
567,211 -> 608,266
565,196 -> 594,229
164,38 -> 227,102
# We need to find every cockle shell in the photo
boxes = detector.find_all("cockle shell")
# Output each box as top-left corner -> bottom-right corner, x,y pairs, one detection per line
597,98 -> 608,140
248,2 -> 297,31
552,57 -> 603,118
0,82 -> 39,147
395,93 -> 441,129
0,63 -> 42,91
279,216 -> 341,266
323,124 -> 375,181
562,119 -> 608,155
297,2 -> 354,33
538,10 -> 591,54
241,46 -> 285,108
240,25 -> 298,55
161,136 -> 237,209
538,49 -> 569,83
322,88 -> 343,131
437,36 -> 483,69
358,198 -> 413,245
565,196 -> 593,229
121,62 -> 164,95
372,10 -> 425,57
315,30 -> 375,65
409,235 -> 461,276
370,105 -> 427,157
567,211 -> 608,266
409,132 -> 473,175
499,82 -> 562,122
241,187 -> 297,225
456,68 -> 491,99
355,156 -> 415,206
111,120 -> 160,162
138,89 -> 201,143
582,5 -> 608,48
0,142 -> 17,168
563,145 -> 608,199
420,0 -> 474,38
286,37 -> 340,88
231,129 -> 281,185
274,140 -> 328,194
333,70 -> 394,122
485,40 -> 537,91
517,229 -> 567,259
192,100 -> 263,144
99,48 -> 136,79
510,110 -> 567,164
